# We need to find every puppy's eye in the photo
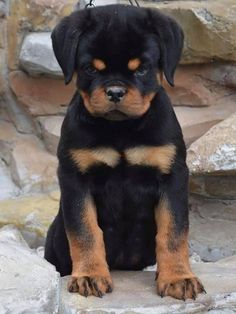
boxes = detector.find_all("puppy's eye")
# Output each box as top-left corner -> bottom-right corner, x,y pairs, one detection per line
135,65 -> 149,77
84,65 -> 98,75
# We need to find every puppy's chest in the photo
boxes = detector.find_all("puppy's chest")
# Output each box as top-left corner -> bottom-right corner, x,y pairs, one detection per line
70,144 -> 176,174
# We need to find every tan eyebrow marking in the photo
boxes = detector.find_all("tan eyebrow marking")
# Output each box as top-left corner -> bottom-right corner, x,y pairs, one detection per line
92,59 -> 106,71
128,58 -> 141,71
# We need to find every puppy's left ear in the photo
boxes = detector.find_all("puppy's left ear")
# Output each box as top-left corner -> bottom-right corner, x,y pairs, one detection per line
51,10 -> 90,84
147,9 -> 184,86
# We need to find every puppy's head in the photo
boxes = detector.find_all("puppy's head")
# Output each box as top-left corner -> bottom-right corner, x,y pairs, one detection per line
52,5 -> 183,120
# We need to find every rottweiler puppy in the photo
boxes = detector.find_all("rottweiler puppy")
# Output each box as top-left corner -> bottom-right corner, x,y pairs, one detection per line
45,4 -> 205,300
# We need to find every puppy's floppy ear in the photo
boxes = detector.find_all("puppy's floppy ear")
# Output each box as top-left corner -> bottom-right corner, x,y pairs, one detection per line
147,9 -> 184,86
51,10 -> 90,84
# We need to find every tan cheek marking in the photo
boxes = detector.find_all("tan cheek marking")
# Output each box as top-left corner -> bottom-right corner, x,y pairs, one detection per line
70,148 -> 120,173
125,144 -> 176,174
128,58 -> 141,71
66,196 -> 109,278
93,59 -> 106,71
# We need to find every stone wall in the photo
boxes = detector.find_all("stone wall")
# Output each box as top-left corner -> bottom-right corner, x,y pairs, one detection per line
0,0 -> 235,201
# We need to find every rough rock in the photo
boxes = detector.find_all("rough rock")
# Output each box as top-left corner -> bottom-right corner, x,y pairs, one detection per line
7,0 -> 76,70
0,158 -> 19,200
0,191 -> 59,247
0,19 -> 5,97
0,19 -> 6,49
164,64 -> 236,107
0,117 -> 58,195
189,195 -> 236,261
0,225 -> 59,314
38,116 -> 63,155
60,263 -> 236,313
0,1 -> 6,18
9,134 -> 58,193
187,113 -> 236,175
19,33 -> 62,77
151,0 -> 236,64
189,175 -> 236,199
174,102 -> 236,146
9,71 -> 75,116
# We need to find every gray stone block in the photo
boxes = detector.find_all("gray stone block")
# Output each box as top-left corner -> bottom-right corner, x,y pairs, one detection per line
60,264 -> 236,313
19,32 -> 62,77
0,225 -> 60,314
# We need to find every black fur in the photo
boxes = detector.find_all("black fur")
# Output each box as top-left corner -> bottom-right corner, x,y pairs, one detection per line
45,4 -> 187,276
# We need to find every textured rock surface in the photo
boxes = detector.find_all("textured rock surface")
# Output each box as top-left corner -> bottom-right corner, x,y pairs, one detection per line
38,116 -> 63,155
0,1 -> 6,18
152,0 -> 236,64
187,113 -> 236,175
19,33 -> 62,76
164,64 -> 236,107
174,102 -> 236,146
0,225 -> 59,314
60,263 -> 236,314
0,158 -> 19,200
0,191 -> 59,246
7,0 -> 76,70
9,133 -> 58,193
0,115 -> 59,194
189,195 -> 236,261
9,71 -> 75,116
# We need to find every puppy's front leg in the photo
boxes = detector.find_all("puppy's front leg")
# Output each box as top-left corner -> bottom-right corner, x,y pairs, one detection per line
59,170 -> 112,297
155,165 -> 205,300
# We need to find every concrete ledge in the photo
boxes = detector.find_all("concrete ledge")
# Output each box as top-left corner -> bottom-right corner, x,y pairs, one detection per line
60,263 -> 236,313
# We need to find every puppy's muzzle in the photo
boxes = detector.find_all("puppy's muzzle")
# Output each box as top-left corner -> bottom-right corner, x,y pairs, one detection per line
105,86 -> 127,103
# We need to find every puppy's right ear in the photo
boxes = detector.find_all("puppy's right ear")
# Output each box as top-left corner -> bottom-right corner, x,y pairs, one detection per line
51,10 -> 90,84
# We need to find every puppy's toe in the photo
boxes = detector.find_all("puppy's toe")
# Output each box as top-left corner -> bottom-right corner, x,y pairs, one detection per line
67,275 -> 113,298
157,277 -> 206,300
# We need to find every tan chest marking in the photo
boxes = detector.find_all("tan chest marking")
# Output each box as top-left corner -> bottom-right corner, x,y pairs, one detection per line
125,144 -> 176,174
70,148 -> 120,173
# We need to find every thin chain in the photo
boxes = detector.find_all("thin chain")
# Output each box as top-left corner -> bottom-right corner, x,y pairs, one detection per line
85,0 -> 95,8
85,0 -> 140,8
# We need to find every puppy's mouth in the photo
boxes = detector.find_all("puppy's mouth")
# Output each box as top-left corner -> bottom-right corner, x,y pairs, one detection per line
103,110 -> 130,121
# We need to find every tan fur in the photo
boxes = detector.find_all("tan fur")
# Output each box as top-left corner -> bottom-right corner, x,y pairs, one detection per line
70,147 -> 120,173
79,87 -> 155,117
125,144 -> 176,174
155,197 -> 193,283
66,196 -> 110,278
93,59 -> 106,71
79,88 -> 112,115
128,58 -> 141,71
154,196 -> 205,300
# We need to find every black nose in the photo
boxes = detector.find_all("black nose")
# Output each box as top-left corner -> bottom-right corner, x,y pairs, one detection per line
105,86 -> 127,103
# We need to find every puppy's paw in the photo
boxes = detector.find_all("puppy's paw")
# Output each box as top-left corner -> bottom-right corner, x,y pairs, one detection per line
157,276 -> 206,300
68,275 -> 113,297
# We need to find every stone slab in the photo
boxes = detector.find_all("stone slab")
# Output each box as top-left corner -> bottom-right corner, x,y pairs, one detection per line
9,133 -> 58,193
0,158 -> 20,200
189,195 -> 236,261
38,116 -> 64,155
19,32 -> 62,77
0,225 -> 60,314
146,0 -> 236,64
60,263 -> 236,313
9,71 -> 75,116
187,113 -> 236,175
0,191 -> 59,242
7,0 -> 76,70
174,102 -> 236,146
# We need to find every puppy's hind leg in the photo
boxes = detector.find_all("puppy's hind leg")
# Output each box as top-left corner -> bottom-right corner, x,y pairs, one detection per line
45,211 -> 72,276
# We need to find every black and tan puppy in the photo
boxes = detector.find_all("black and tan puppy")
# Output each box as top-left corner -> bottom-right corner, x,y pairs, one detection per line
45,4 -> 205,300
